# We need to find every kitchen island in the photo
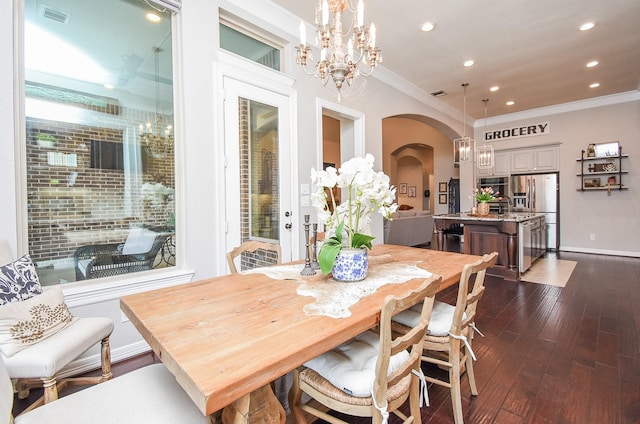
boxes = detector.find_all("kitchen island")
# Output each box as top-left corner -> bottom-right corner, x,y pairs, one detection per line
433,212 -> 546,281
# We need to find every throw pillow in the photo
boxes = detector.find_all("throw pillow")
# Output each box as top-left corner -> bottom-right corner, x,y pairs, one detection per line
122,228 -> 157,255
0,255 -> 43,306
0,286 -> 77,357
304,330 -> 409,397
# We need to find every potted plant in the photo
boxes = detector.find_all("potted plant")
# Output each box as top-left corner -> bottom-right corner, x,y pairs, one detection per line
36,133 -> 57,148
472,186 -> 499,215
311,154 -> 397,281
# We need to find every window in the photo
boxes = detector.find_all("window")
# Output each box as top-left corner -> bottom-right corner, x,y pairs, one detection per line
24,0 -> 176,284
220,22 -> 281,71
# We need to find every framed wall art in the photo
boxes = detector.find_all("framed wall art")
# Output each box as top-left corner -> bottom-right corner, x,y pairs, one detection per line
398,183 -> 407,195
439,182 -> 447,193
439,193 -> 447,204
408,186 -> 416,197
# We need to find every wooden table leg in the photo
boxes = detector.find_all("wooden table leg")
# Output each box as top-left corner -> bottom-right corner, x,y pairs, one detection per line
222,384 -> 286,424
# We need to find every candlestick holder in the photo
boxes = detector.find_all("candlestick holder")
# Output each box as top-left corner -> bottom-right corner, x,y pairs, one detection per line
311,223 -> 320,270
301,215 -> 316,276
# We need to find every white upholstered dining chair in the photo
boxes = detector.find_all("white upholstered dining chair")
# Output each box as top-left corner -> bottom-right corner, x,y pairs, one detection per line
0,240 -> 113,413
288,274 -> 443,424
392,252 -> 498,424
1,356 -> 211,424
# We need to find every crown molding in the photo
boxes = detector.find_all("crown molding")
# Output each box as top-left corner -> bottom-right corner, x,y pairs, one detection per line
475,91 -> 640,127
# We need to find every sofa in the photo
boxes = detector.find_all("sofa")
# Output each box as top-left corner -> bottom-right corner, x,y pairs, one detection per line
383,210 -> 434,247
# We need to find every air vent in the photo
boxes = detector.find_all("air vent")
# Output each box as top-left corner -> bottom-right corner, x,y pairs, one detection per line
40,5 -> 70,24
431,90 -> 447,97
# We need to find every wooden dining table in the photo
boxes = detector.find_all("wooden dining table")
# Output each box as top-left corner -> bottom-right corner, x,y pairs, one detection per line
120,244 -> 481,423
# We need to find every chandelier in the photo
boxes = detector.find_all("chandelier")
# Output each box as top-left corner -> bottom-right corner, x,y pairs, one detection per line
295,0 -> 382,101
453,83 -> 475,164
476,98 -> 494,169
139,47 -> 173,159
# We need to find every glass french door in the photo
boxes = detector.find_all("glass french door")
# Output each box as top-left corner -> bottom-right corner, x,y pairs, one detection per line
223,77 -> 293,268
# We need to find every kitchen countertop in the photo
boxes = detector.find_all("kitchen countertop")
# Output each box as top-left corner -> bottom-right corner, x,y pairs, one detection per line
434,212 -> 545,223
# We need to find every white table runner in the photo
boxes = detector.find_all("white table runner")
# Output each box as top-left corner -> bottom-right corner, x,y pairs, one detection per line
242,254 -> 433,318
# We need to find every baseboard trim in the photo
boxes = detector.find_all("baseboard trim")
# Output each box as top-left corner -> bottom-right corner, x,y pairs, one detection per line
58,340 -> 151,379
560,246 -> 640,258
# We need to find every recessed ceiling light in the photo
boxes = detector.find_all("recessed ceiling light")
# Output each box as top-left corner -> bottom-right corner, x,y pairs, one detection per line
145,12 -> 161,23
489,86 -> 499,92
506,101 -> 515,106
586,60 -> 599,68
103,84 -> 114,89
463,60 -> 474,67
421,22 -> 435,32
590,82 -> 600,88
579,22 -> 595,31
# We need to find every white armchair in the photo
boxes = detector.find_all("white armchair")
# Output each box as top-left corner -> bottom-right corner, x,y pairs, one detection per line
0,240 -> 113,413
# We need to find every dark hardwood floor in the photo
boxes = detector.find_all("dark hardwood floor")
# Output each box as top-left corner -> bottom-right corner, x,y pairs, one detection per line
12,251 -> 640,423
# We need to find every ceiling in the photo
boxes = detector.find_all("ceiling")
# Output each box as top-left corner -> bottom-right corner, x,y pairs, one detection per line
271,0 -> 640,119
23,0 -> 640,120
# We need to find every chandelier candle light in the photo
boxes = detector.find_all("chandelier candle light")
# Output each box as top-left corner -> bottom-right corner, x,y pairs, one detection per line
296,0 -> 382,101
139,47 -> 173,159
311,154 -> 397,281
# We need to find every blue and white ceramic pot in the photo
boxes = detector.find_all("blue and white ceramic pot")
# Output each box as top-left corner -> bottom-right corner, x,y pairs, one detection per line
331,247 -> 368,282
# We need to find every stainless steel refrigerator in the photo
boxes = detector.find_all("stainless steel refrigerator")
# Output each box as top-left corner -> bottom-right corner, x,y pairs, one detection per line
511,173 -> 559,250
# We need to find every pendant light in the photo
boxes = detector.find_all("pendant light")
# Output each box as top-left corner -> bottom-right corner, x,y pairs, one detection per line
453,83 -> 474,165
476,98 -> 494,169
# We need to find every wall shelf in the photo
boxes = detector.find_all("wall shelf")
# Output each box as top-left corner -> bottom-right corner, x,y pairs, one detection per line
576,145 -> 628,191
579,185 -> 627,191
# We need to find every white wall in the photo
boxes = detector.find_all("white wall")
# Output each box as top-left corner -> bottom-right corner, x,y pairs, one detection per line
474,98 -> 640,256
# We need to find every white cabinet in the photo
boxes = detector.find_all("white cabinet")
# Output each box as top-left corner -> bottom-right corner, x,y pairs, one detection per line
510,150 -> 533,173
493,151 -> 510,175
477,151 -> 509,176
510,146 -> 558,174
477,145 -> 559,177
532,147 -> 559,172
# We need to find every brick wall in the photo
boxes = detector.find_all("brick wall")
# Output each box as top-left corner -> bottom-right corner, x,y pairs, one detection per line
26,117 -> 175,262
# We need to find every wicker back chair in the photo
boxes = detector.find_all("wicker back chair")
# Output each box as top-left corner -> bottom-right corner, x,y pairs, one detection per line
289,274 -> 443,424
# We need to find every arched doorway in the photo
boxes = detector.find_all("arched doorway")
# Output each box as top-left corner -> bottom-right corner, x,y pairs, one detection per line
392,144 -> 433,211
382,114 -> 460,214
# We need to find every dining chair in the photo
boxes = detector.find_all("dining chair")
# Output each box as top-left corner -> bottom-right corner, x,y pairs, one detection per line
0,240 -> 114,414
392,252 -> 498,424
1,357 -> 211,424
288,274 -> 443,424
226,240 -> 282,273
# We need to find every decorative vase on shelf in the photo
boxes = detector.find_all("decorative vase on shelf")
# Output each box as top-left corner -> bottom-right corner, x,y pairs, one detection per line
477,202 -> 490,216
331,248 -> 368,282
